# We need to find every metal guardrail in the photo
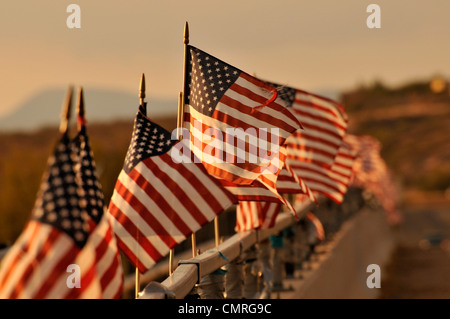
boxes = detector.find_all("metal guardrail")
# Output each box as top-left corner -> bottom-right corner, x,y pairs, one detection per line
138,199 -> 319,299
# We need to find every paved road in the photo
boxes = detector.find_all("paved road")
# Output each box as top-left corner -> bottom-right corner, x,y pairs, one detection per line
379,204 -> 450,299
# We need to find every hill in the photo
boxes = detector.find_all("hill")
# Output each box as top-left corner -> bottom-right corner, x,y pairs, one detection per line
0,87 -> 177,132
341,77 -> 450,193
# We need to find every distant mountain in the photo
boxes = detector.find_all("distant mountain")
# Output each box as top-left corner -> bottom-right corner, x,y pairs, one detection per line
0,88 -> 178,132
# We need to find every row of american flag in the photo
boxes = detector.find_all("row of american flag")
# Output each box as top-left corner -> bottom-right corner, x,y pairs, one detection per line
0,45 -> 400,298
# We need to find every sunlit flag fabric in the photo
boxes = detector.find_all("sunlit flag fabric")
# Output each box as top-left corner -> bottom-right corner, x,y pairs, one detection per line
267,83 -> 351,203
344,134 -> 381,188
234,148 -> 317,232
305,212 -> 325,245
236,202 -> 281,231
218,178 -> 286,203
345,134 -> 401,225
235,162 -> 318,232
271,84 -> 348,167
107,106 -> 237,273
288,139 -> 357,203
183,45 -> 302,186
212,143 -> 301,205
72,120 -> 123,299
0,132 -> 109,298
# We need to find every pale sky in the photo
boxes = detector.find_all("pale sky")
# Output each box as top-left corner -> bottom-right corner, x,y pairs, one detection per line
0,0 -> 449,118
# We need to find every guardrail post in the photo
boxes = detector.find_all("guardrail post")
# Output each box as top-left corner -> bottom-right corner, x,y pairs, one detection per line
197,270 -> 226,299
291,222 -> 305,278
242,246 -> 259,298
257,239 -> 273,299
224,257 -> 244,299
270,233 -> 284,291
283,227 -> 296,279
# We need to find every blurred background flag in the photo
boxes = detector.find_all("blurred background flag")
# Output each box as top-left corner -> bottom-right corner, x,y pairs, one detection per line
107,106 -> 237,273
236,201 -> 282,232
235,158 -> 319,233
269,84 -> 348,167
183,45 -> 302,186
0,89 -> 124,299
263,82 -> 353,203
72,97 -> 123,298
345,134 -> 402,225
0,132 -> 102,298
288,139 -> 357,204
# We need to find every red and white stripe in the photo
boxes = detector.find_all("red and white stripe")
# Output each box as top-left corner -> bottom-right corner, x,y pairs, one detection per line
218,178 -> 285,203
288,140 -> 356,204
276,162 -> 317,202
345,134 -> 382,187
185,72 -> 301,185
345,134 -> 401,224
107,149 -> 236,273
286,89 -> 348,167
236,201 -> 282,231
305,212 -> 325,243
277,89 -> 352,203
88,212 -> 123,299
0,221 -> 102,299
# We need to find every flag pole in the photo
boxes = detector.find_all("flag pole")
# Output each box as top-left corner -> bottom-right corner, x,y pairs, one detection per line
178,21 -> 189,135
134,73 -> 146,299
76,87 -> 85,131
179,21 -> 198,258
59,86 -> 74,134
214,218 -> 220,247
139,73 -> 146,114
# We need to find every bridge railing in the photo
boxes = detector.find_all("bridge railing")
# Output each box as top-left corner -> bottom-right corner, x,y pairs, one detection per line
137,189 -> 366,299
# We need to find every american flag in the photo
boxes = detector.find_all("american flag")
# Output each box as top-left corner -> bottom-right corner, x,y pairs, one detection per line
72,120 -> 123,298
234,152 -> 318,232
236,201 -> 282,232
271,84 -> 348,167
0,132 -> 117,298
218,178 -> 286,203
345,134 -> 401,225
266,83 -> 351,203
247,144 -> 303,216
305,212 -> 325,244
107,106 -> 237,273
273,161 -> 317,202
183,45 -> 301,186
235,161 -> 319,232
345,134 -> 381,187
288,139 -> 357,203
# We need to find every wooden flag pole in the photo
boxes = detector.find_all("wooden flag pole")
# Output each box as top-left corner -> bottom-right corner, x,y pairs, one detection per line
214,218 -> 220,247
179,21 -> 198,258
135,233 -> 140,299
179,21 -> 189,136
139,73 -> 146,113
59,86 -> 74,134
76,87 -> 85,131
134,73 -> 146,299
